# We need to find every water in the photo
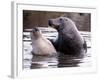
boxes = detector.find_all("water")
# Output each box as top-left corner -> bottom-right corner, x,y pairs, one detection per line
23,27 -> 91,69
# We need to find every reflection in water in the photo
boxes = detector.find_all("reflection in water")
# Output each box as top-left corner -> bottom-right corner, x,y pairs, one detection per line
23,27 -> 91,69
30,55 -> 58,69
58,53 -> 83,67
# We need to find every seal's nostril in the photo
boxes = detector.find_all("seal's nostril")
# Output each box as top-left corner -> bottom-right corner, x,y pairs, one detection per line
60,18 -> 62,21
32,27 -> 39,33
34,27 -> 39,31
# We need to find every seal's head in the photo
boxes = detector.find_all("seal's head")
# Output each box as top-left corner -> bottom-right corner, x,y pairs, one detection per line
31,27 -> 42,39
48,17 -> 75,31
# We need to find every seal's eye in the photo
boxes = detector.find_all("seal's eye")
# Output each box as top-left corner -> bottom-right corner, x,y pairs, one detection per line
65,19 -> 68,21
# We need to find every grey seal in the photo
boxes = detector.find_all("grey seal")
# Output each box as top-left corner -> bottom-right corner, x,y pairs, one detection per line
31,27 -> 57,56
48,17 -> 87,56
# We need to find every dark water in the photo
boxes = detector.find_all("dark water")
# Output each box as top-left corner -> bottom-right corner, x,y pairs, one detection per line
23,27 -> 91,69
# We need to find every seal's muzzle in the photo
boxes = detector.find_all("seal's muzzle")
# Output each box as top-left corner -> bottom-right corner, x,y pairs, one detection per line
32,27 -> 39,33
